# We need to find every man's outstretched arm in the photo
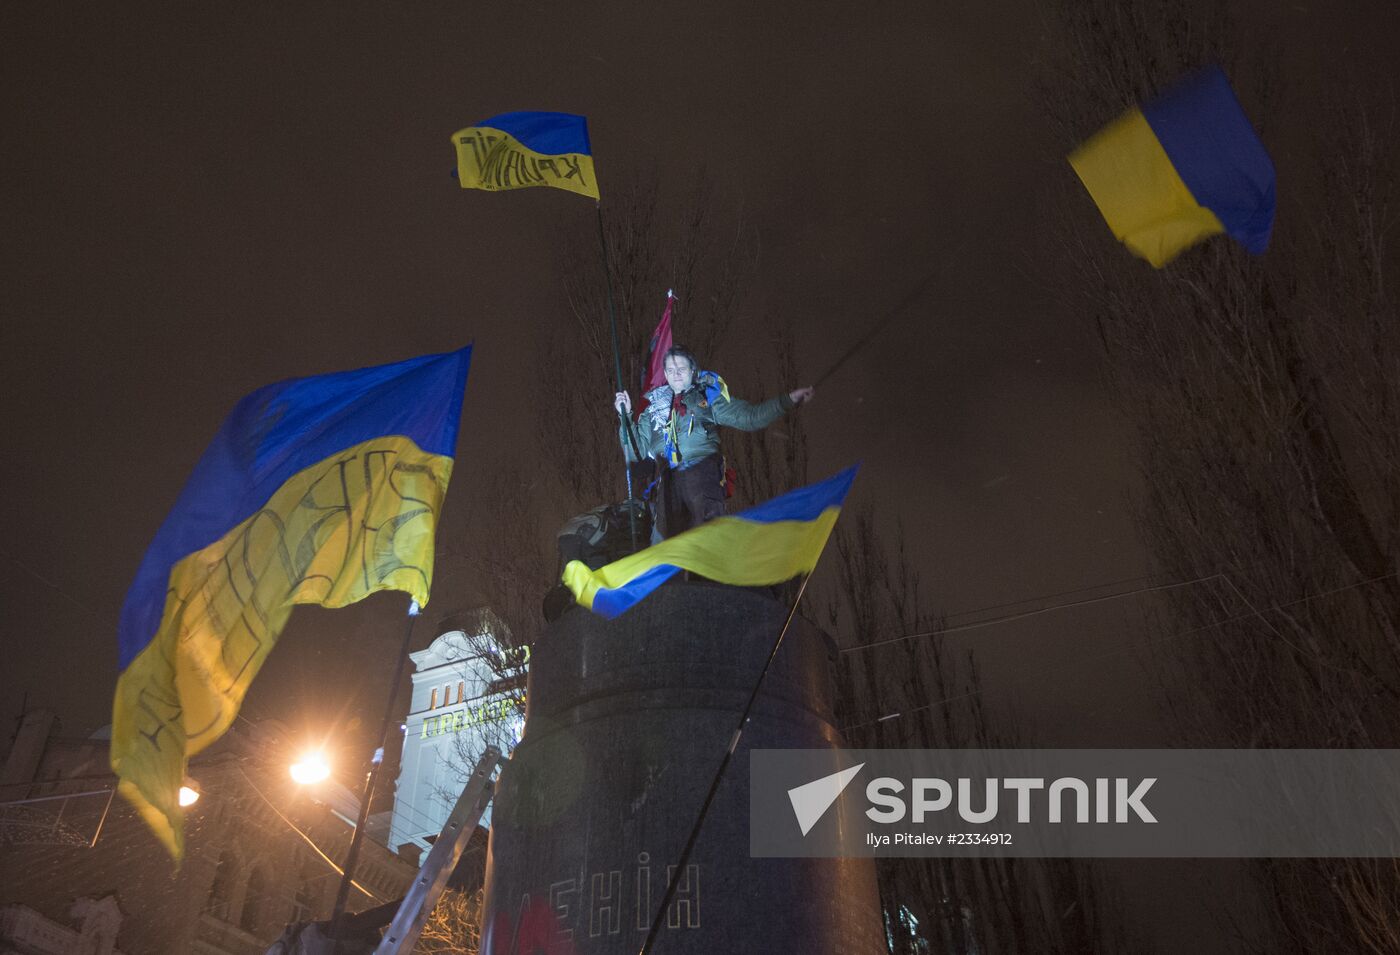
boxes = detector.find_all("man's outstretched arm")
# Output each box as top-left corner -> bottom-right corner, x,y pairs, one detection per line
711,386 -> 815,432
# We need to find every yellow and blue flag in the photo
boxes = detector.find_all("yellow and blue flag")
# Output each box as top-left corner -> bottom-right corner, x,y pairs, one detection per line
563,465 -> 859,618
112,347 -> 471,857
1069,66 -> 1275,268
452,111 -> 599,199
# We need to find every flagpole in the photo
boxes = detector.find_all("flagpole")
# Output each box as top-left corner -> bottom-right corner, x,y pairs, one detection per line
811,235 -> 969,389
328,598 -> 421,952
595,200 -> 641,551
637,567 -> 823,955
812,269 -> 938,388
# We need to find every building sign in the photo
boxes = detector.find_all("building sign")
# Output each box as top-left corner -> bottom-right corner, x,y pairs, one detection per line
420,695 -> 525,738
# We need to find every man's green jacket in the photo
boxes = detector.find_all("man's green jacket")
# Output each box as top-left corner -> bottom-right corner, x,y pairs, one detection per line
619,373 -> 794,468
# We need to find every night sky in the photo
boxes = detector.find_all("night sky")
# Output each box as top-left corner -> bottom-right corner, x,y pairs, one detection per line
4,1 -> 1397,949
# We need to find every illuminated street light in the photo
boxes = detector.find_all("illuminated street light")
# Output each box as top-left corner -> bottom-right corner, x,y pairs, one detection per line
290,751 -> 331,785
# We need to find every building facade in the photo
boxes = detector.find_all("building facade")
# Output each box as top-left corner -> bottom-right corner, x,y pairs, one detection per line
0,713 -> 416,955
0,895 -> 124,955
389,609 -> 527,856
0,608 -> 527,953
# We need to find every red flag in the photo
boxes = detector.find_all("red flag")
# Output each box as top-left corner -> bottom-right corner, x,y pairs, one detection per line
642,290 -> 675,393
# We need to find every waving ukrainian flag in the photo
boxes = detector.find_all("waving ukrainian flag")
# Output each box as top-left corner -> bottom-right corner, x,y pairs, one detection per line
1069,65 -> 1275,268
112,347 -> 471,858
452,111 -> 599,199
564,465 -> 859,618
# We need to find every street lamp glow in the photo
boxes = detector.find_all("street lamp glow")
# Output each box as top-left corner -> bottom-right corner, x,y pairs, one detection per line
178,785 -> 200,807
290,752 -> 331,785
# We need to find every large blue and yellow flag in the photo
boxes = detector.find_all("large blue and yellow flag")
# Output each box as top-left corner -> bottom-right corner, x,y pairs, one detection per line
112,347 -> 471,857
452,111 -> 599,199
1069,66 -> 1275,268
563,465 -> 859,618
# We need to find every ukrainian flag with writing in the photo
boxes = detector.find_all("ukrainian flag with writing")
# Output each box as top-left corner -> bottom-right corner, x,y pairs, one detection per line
1069,65 -> 1275,268
112,347 -> 471,858
453,111 -> 599,199
563,465 -> 858,618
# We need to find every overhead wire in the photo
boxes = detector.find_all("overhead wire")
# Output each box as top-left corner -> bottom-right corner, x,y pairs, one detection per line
0,549 -> 112,626
900,570 -> 1172,625
841,570 -> 1400,733
838,572 -> 1222,654
0,769 -> 356,929
235,765 -> 384,903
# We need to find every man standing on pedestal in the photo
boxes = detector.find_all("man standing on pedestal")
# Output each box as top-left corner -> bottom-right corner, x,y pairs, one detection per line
613,345 -> 814,540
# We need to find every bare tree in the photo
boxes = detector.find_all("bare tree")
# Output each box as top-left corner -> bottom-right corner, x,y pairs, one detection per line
444,464 -> 554,652
725,310 -> 811,508
823,512 -> 1126,954
1040,0 -> 1400,949
414,888 -> 483,954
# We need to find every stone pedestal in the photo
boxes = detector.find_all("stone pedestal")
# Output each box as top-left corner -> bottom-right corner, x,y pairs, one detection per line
481,583 -> 884,954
